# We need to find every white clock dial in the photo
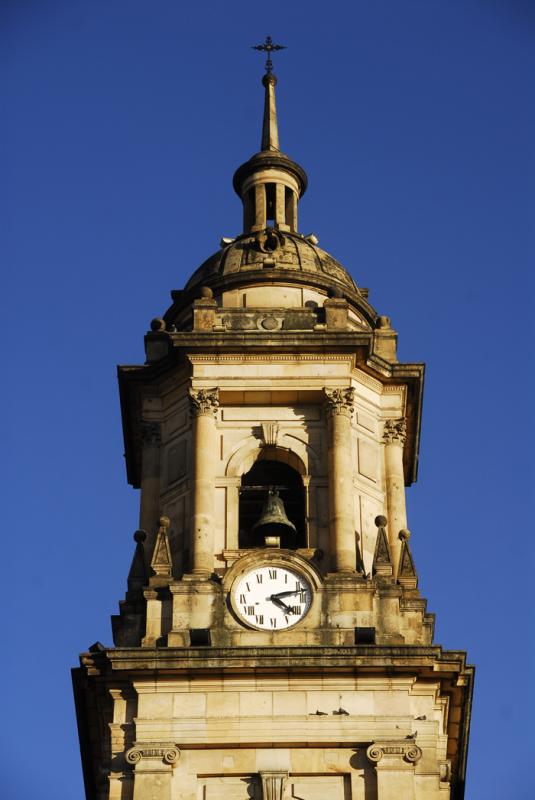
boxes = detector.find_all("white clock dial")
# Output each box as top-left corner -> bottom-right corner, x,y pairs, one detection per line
232,565 -> 312,630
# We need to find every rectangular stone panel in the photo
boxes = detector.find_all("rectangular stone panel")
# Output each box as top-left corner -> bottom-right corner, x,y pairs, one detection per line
357,439 -> 378,482
167,440 -> 187,485
356,411 -> 376,433
199,776 -> 261,800
288,775 -> 348,799
222,407 -> 320,421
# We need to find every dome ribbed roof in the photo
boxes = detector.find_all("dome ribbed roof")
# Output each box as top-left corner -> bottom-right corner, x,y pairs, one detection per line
185,230 -> 359,296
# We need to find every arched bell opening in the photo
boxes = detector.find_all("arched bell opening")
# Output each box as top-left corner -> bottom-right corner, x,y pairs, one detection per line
239,458 -> 306,549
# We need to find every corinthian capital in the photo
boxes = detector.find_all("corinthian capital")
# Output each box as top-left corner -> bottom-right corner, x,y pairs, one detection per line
324,387 -> 355,418
382,417 -> 407,445
189,387 -> 219,417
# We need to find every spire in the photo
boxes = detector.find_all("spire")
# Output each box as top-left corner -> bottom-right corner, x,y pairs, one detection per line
261,72 -> 280,152
233,38 -> 306,234
252,36 -> 285,152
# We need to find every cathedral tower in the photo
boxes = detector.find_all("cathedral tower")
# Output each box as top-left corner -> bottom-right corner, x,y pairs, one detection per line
73,49 -> 473,800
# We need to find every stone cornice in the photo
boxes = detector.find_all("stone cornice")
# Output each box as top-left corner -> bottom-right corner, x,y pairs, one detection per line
82,644 -> 473,677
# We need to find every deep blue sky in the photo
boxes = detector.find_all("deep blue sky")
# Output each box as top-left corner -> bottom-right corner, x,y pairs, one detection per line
2,1 -> 534,798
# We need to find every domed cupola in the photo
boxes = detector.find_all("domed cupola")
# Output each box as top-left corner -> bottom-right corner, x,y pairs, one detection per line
162,42 -> 378,333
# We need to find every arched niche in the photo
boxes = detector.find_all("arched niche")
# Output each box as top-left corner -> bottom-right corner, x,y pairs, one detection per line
225,437 -> 316,478
239,457 -> 306,550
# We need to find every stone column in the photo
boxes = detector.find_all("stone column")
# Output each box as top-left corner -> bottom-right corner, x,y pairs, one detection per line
254,183 -> 267,229
382,418 -> 408,577
324,387 -> 356,572
126,744 -> 180,800
139,421 -> 161,544
366,741 -> 422,800
189,388 -> 219,576
275,183 -> 286,228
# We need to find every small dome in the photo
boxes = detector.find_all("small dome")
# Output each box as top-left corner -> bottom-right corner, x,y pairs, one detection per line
185,230 -> 360,297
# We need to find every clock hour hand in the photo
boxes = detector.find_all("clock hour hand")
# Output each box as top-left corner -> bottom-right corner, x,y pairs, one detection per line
268,594 -> 292,613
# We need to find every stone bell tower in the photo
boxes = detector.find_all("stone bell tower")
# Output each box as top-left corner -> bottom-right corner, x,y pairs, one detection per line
73,47 -> 473,800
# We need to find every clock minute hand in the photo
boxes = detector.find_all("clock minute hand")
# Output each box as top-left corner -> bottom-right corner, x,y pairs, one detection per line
270,590 -> 300,599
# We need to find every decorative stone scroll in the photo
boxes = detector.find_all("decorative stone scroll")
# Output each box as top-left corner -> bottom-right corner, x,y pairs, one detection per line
260,771 -> 288,800
141,421 -> 161,447
382,417 -> 407,445
188,387 -> 219,417
324,387 -> 355,418
366,741 -> 422,764
125,744 -> 180,766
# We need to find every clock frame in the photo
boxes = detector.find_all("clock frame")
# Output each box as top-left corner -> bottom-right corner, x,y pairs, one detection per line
230,562 -> 313,631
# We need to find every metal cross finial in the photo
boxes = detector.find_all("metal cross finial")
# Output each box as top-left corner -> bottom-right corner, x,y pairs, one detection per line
252,35 -> 286,74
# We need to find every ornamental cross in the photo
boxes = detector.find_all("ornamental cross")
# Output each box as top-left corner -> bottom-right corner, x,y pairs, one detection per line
252,35 -> 286,74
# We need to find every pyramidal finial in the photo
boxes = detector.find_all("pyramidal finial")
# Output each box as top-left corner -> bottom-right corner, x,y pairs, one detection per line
397,529 -> 418,589
150,516 -> 173,581
372,515 -> 393,577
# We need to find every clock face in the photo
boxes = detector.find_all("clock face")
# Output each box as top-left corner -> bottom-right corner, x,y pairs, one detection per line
232,565 -> 312,631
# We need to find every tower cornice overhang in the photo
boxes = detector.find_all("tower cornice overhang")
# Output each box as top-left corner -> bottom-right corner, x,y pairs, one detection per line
73,644 -> 473,800
117,338 -> 424,489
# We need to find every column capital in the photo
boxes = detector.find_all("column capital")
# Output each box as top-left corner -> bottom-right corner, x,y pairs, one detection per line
125,743 -> 180,767
189,387 -> 219,417
140,420 -> 161,447
382,417 -> 407,445
324,386 -> 355,418
366,740 -> 422,766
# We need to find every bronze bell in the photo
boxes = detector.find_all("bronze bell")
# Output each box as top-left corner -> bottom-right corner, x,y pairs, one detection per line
252,490 -> 296,544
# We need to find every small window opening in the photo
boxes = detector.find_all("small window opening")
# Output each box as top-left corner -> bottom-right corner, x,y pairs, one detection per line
265,183 -> 276,222
189,628 -> 211,646
355,627 -> 376,645
239,459 -> 306,549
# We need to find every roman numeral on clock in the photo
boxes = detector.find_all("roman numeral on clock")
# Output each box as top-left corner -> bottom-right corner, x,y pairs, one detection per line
269,568 -> 277,579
